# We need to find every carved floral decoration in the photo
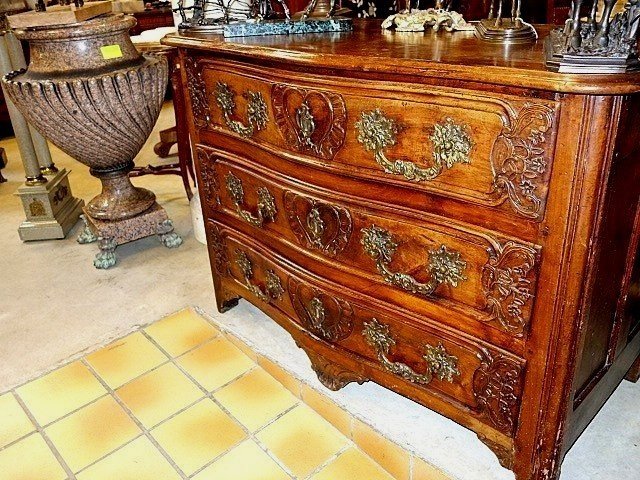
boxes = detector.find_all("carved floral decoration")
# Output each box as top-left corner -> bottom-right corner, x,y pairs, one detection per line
482,240 -> 539,336
491,103 -> 555,220
196,147 -> 220,209
184,57 -> 210,128
473,348 -> 524,435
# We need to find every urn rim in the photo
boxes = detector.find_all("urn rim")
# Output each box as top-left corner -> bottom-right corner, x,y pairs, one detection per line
12,13 -> 136,42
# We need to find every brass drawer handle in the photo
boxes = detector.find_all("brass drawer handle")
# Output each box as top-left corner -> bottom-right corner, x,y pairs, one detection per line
235,250 -> 284,302
363,318 -> 460,384
226,172 -> 276,228
215,82 -> 268,138
355,110 -> 472,183
361,225 -> 467,297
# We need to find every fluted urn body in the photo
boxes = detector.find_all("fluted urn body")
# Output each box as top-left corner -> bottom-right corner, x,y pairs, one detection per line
2,14 -> 168,220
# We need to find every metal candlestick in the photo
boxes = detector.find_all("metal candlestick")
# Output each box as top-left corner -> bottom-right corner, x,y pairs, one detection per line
475,0 -> 537,44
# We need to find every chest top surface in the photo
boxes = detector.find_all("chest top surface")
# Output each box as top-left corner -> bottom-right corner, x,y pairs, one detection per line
163,20 -> 640,95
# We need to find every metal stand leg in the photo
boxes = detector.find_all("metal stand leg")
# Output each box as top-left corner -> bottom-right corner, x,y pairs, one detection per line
94,236 -> 117,269
157,219 -> 183,248
77,214 -> 98,244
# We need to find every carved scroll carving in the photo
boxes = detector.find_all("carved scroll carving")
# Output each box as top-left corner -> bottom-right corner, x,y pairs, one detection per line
491,103 -> 555,220
184,57 -> 210,128
303,348 -> 368,391
473,348 -> 524,435
482,240 -> 539,336
206,221 -> 230,276
284,191 -> 352,257
288,277 -> 354,342
272,84 -> 347,160
196,147 -> 220,208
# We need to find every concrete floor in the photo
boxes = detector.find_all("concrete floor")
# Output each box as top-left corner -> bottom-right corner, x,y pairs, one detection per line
0,102 -> 216,391
1,102 -> 638,480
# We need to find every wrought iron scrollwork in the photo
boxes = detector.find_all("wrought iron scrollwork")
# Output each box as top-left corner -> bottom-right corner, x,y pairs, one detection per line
355,110 -> 472,183
361,225 -> 467,297
363,318 -> 460,384
235,250 -> 284,302
215,82 -> 268,138
225,172 -> 276,228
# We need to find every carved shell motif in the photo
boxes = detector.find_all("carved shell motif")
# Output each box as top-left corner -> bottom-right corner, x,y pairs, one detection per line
284,191 -> 352,257
272,84 -> 347,160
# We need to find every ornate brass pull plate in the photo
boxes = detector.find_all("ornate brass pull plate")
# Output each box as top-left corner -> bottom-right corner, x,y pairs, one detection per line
361,225 -> 467,297
363,318 -> 460,384
355,110 -> 472,182
225,172 -> 276,228
215,82 -> 268,138
235,250 -> 284,302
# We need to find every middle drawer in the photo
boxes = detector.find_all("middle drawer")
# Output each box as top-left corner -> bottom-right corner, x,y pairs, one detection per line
199,145 -> 542,347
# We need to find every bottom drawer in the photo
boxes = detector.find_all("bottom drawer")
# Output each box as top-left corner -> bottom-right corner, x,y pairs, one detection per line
207,220 -> 526,439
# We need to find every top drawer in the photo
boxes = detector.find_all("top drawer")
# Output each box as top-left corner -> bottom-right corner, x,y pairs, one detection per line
185,58 -> 560,222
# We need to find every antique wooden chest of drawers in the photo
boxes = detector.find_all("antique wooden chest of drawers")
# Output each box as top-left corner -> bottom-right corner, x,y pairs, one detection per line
163,22 -> 640,480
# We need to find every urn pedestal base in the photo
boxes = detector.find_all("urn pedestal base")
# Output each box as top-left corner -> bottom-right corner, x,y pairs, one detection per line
78,202 -> 183,269
16,168 -> 85,241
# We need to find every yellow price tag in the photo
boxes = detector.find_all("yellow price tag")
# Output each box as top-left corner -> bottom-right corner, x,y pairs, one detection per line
100,44 -> 123,60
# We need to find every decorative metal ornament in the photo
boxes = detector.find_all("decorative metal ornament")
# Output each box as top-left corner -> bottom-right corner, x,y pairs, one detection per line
545,0 -> 640,73
235,250 -> 284,302
475,0 -> 537,45
284,191 -> 352,257
382,1 -> 474,33
361,225 -> 467,297
355,110 -> 472,183
225,172 -> 277,228
215,82 -> 268,138
363,319 -> 460,385
288,277 -> 354,342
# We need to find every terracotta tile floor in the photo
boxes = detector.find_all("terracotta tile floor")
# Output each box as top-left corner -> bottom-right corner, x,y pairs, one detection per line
0,309 -> 394,480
